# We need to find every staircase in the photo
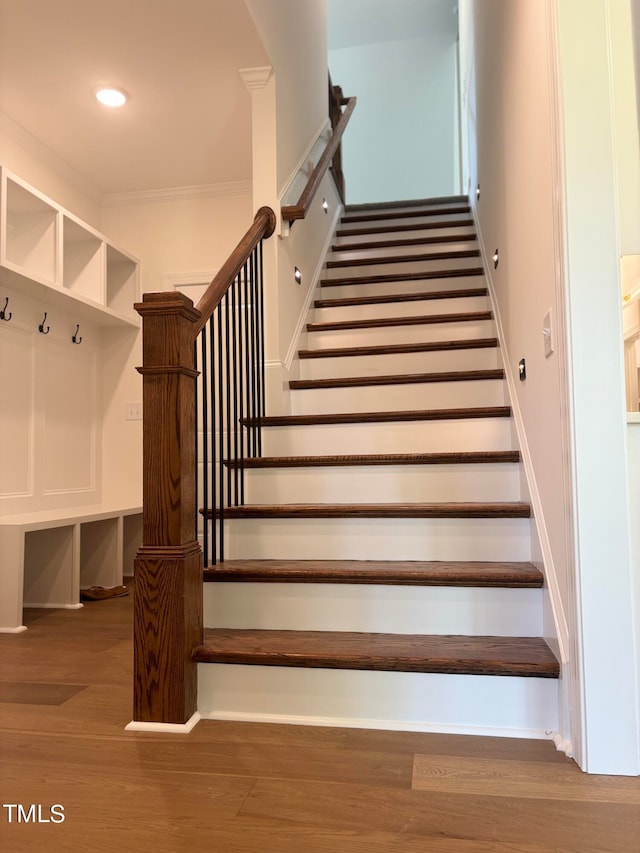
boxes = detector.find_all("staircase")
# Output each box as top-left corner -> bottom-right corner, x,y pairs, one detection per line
195,197 -> 560,737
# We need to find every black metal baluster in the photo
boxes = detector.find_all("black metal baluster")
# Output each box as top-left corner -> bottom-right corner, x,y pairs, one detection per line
224,291 -> 232,507
251,246 -> 260,456
257,240 -> 266,455
217,306 -> 225,563
246,252 -> 255,458
194,339 -> 200,550
231,275 -> 240,505
209,317 -> 217,563
200,329 -> 209,567
238,263 -> 247,505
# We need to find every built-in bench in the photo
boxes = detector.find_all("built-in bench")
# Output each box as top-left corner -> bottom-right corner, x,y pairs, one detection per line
0,505 -> 142,633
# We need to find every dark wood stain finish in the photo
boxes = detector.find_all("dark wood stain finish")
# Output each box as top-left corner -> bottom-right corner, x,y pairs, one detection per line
341,205 -> 471,224
208,502 -> 531,519
203,559 -> 542,588
307,310 -> 492,333
314,287 -> 488,309
320,267 -> 485,288
332,233 -> 478,252
325,248 -> 480,269
243,406 -> 512,428
290,369 -> 504,391
194,630 -> 559,678
225,451 -> 520,469
298,338 -> 498,360
344,195 -> 468,212
336,217 -> 475,236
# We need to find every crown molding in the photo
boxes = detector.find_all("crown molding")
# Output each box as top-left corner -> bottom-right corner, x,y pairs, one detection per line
102,180 -> 252,208
239,66 -> 274,92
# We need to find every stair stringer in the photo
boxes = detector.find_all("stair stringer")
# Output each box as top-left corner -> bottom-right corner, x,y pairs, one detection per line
472,202 -> 571,754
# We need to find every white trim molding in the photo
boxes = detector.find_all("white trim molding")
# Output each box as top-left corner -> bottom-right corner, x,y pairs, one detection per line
125,712 -> 201,734
239,66 -> 274,92
103,181 -> 252,208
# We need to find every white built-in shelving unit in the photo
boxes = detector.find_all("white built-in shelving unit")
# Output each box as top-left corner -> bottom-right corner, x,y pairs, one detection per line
0,166 -> 142,631
1,166 -> 139,328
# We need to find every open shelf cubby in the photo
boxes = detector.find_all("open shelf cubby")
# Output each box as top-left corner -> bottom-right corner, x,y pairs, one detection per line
4,177 -> 58,285
23,526 -> 75,609
63,216 -> 105,303
1,166 -> 139,328
106,245 -> 138,319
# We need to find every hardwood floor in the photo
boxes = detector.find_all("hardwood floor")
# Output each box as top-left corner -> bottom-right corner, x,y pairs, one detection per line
1,591 -> 639,853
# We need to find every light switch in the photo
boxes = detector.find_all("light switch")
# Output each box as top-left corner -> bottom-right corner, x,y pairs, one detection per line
126,402 -> 142,420
542,309 -> 554,358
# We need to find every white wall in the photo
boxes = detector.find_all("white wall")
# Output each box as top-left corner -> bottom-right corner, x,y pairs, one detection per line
245,0 -> 329,194
0,112 -> 101,226
100,189 -> 254,506
459,0 -> 572,668
460,0 -> 640,774
329,36 -> 458,203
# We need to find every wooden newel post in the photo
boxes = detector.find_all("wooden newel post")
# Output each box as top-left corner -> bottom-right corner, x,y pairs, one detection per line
133,291 -> 203,725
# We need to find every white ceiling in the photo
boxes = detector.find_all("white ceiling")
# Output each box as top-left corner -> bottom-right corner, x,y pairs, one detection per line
0,0 -> 269,195
327,0 -> 458,51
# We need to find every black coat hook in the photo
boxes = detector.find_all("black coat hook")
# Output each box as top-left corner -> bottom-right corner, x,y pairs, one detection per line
0,297 -> 11,321
72,324 -> 82,344
39,312 -> 50,334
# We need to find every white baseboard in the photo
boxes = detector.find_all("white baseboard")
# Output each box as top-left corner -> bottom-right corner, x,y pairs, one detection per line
0,624 -> 28,633
472,204 -> 569,665
125,712 -> 201,734
200,709 -> 558,741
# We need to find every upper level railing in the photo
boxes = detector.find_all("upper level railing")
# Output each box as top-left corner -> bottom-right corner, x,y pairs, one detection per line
281,81 -> 356,223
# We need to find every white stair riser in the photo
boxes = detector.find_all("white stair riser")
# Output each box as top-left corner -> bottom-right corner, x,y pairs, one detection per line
262,418 -> 516,456
323,256 -> 482,280
334,227 -> 478,247
198,665 -> 559,737
299,347 -> 500,380
243,464 -> 521,504
338,212 -> 473,231
217,517 -> 531,561
305,321 -> 494,348
312,294 -> 489,322
290,379 -> 506,415
204,583 -> 542,636
319,275 -> 486,300
328,241 -> 479,265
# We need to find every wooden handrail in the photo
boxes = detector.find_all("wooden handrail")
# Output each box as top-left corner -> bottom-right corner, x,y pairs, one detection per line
193,206 -> 276,337
281,95 -> 356,223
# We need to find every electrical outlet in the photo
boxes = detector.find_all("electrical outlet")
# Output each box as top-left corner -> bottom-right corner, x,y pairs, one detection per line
126,402 -> 142,420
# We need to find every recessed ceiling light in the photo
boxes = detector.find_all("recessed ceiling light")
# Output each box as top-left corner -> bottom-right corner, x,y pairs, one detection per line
95,87 -> 128,108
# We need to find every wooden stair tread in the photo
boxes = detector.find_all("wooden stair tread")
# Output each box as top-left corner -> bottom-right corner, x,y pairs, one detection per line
341,205 -> 471,224
344,195 -> 468,212
314,287 -> 488,309
225,451 -> 520,469
332,233 -> 477,252
307,310 -> 492,333
203,559 -> 541,587
208,502 -> 531,519
194,629 -> 559,678
299,338 -> 498,360
326,248 -> 480,269
290,369 -> 504,391
242,406 -> 512,427
321,268 -> 484,288
336,219 -> 475,237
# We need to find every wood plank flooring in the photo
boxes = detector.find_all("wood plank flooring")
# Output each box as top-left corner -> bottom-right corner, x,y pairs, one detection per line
1,593 -> 638,852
